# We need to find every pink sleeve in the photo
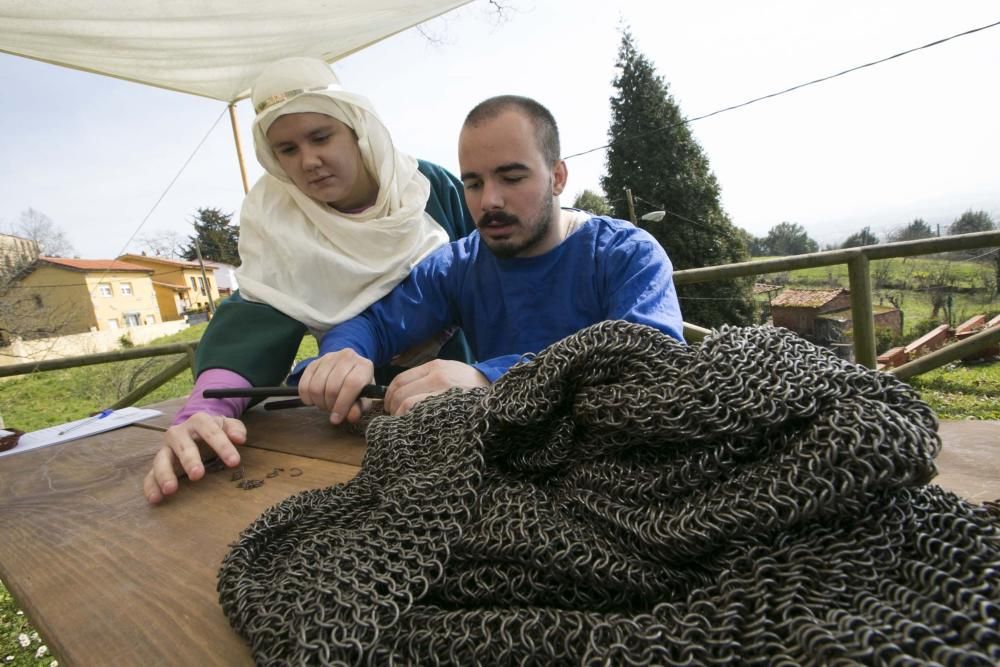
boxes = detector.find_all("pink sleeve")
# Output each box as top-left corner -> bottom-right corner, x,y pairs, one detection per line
172,368 -> 253,425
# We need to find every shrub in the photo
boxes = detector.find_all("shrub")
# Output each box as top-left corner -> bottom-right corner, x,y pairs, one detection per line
875,327 -> 900,354
909,317 -> 946,340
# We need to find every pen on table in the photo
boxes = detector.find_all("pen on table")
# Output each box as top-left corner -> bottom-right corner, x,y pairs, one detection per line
58,409 -> 114,436
203,385 -> 387,400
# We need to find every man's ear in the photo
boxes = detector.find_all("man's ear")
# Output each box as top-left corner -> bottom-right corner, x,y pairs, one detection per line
551,160 -> 568,196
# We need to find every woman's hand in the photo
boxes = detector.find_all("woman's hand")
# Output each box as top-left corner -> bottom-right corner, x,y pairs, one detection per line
298,349 -> 375,424
384,359 -> 489,416
143,413 -> 247,505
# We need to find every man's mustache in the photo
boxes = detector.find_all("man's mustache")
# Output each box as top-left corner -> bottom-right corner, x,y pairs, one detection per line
478,211 -> 520,227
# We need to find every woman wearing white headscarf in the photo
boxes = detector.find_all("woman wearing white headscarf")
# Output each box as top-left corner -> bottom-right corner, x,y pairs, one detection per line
144,57 -> 474,504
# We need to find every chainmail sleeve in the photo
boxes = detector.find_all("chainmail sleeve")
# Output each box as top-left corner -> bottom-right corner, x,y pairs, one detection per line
218,321 -> 999,665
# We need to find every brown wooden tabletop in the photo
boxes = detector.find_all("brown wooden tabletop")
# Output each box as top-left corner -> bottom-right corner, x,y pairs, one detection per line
0,398 -> 996,667
0,398 -> 366,666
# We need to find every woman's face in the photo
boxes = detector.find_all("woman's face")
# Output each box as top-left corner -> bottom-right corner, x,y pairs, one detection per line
266,112 -> 378,210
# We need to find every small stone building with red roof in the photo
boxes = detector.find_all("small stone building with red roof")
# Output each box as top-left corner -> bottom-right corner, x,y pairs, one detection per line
771,287 -> 902,347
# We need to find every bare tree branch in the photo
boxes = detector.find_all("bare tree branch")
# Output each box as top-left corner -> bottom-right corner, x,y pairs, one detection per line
133,229 -> 187,259
7,208 -> 75,258
414,0 -> 520,45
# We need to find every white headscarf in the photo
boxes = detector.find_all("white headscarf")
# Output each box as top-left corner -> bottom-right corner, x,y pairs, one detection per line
235,57 -> 448,334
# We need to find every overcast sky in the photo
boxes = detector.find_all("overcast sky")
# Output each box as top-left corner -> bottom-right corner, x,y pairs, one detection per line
1,0 -> 997,258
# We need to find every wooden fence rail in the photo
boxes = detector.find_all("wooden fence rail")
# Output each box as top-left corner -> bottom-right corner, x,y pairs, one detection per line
0,342 -> 200,408
0,230 -> 996,408
673,230 -> 1000,368
0,342 -> 199,378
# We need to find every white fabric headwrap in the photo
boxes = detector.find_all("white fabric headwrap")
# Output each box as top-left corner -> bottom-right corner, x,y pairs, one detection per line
235,57 -> 448,334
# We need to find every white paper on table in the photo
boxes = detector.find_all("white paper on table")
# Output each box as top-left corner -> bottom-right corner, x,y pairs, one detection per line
0,407 -> 163,459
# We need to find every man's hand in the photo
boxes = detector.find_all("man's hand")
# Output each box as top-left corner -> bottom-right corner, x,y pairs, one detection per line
384,359 -> 489,416
298,349 -> 375,424
143,413 -> 247,505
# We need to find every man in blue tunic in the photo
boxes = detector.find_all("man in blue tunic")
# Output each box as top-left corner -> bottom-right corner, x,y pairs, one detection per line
295,95 -> 684,423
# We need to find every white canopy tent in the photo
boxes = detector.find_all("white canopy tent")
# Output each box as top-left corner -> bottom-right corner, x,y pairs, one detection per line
0,0 -> 471,188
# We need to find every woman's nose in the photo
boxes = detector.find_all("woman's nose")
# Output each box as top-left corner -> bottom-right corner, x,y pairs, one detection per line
301,147 -> 322,170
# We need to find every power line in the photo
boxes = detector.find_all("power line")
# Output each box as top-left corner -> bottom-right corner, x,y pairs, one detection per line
562,18 -> 1000,161
110,107 -> 229,267
84,106 -> 228,299
632,194 -> 715,229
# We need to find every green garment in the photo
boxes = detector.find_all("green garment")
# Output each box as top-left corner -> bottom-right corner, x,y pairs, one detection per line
195,160 -> 475,387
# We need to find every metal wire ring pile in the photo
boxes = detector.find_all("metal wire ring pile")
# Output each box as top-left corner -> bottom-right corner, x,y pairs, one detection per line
218,321 -> 1000,665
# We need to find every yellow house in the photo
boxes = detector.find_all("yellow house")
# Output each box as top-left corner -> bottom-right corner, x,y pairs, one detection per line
7,257 -> 160,337
116,254 -> 220,321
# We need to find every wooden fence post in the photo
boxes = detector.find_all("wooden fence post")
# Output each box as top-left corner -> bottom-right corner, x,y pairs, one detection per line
186,343 -> 198,381
847,254 -> 877,368
110,356 -> 192,410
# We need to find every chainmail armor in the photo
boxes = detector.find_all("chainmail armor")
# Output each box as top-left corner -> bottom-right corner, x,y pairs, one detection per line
218,321 -> 1000,665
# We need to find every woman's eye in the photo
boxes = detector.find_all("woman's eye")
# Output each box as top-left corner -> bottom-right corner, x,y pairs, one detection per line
276,146 -> 297,156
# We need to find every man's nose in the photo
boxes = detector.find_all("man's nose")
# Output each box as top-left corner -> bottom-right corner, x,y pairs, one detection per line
481,179 -> 504,210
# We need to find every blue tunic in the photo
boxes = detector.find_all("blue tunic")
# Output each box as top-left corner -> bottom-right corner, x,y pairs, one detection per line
300,215 -> 684,383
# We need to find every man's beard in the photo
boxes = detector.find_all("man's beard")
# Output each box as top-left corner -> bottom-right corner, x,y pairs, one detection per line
477,194 -> 554,260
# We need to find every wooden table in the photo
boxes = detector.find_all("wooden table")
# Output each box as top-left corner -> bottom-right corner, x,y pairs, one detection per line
0,400 -> 997,666
0,398 -> 366,666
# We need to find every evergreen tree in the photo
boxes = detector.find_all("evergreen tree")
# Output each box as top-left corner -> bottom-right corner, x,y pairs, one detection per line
841,226 -> 879,249
183,207 -> 240,265
572,189 -> 612,216
760,222 -> 819,256
888,218 -> 934,243
949,210 -> 995,236
601,30 -> 753,328
947,210 -> 997,277
748,235 -> 770,257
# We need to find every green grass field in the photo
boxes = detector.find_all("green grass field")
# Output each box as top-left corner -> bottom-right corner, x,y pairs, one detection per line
0,312 -> 997,663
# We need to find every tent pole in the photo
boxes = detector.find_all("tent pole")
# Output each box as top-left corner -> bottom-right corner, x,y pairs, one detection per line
228,103 -> 250,194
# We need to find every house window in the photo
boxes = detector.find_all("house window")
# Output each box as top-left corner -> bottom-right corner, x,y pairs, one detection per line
98,283 -> 113,297
198,277 -> 206,296
124,312 -> 141,327
120,282 -> 133,296
190,277 -> 198,290
206,277 -> 213,293
107,319 -> 119,329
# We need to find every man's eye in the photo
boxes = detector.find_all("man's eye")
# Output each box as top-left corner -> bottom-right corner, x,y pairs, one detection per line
463,182 -> 482,190
503,176 -> 525,184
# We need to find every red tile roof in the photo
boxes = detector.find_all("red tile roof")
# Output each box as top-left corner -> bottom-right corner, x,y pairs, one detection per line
39,257 -> 151,273
753,283 -> 784,295
117,254 -> 203,269
771,288 -> 846,308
